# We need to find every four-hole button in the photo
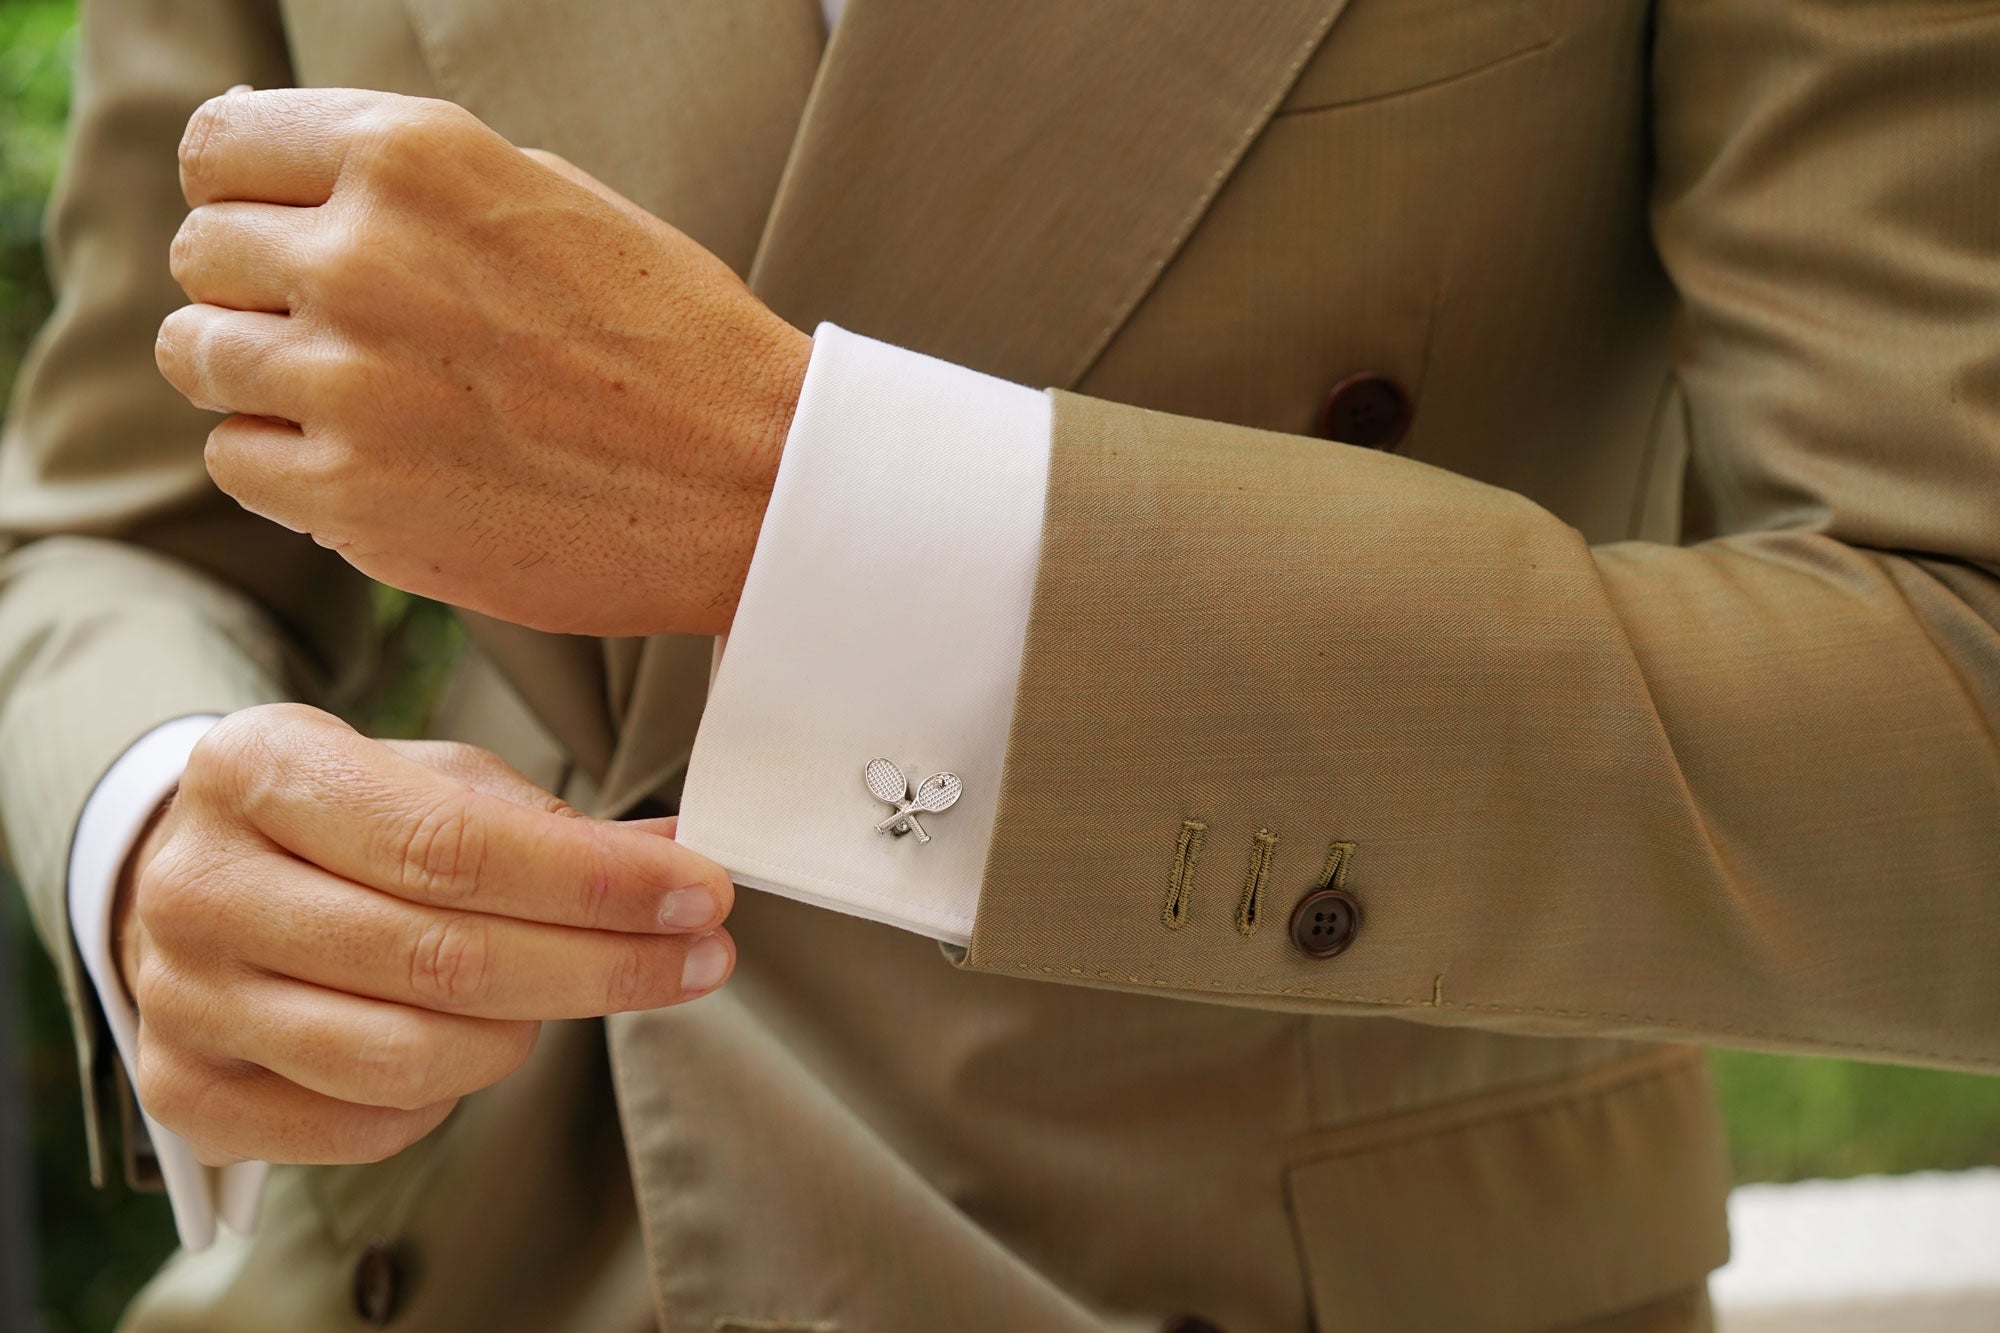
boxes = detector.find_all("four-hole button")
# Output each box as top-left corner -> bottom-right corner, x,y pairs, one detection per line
1289,886 -> 1362,959
1316,372 -> 1411,451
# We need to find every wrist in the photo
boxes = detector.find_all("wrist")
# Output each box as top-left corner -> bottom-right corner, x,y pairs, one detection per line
706,318 -> 811,633
752,321 -> 812,471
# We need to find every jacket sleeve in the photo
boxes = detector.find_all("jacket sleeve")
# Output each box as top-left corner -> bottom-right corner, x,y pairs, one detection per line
0,0 -> 373,1184
960,0 -> 2000,1073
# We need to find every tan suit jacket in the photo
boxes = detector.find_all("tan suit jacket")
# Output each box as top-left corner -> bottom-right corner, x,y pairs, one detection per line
6,0 -> 1997,1329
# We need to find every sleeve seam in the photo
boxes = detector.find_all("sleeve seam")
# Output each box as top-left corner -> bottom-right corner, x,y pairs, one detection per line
966,957 -> 1991,1068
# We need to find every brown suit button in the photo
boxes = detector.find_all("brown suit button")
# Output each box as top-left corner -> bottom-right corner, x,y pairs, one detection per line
1317,372 -> 1411,450
1290,887 -> 1361,958
1161,1318 -> 1224,1333
352,1241 -> 404,1326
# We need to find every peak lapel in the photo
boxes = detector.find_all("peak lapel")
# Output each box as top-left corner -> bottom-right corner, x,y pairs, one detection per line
401,0 -> 825,274
599,0 -> 1352,816
749,0 -> 1351,386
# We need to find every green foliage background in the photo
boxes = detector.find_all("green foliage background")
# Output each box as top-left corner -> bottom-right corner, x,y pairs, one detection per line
0,2 -> 1995,1328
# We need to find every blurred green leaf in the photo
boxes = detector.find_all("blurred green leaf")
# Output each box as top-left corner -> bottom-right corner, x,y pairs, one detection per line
1711,1049 -> 2000,1183
0,2 -> 75,213
0,0 -> 76,408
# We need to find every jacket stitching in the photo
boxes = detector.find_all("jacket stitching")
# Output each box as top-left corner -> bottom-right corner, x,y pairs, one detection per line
1272,30 -> 1559,119
1162,818 -> 1207,929
1315,839 -> 1355,895
969,959 -> 1983,1066
1236,827 -> 1279,936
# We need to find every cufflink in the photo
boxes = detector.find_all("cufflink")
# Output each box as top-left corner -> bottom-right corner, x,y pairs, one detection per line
864,758 -> 962,844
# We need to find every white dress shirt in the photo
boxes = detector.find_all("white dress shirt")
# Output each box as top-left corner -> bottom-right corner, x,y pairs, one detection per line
674,325 -> 1049,945
69,714 -> 267,1248
70,318 -> 1052,1244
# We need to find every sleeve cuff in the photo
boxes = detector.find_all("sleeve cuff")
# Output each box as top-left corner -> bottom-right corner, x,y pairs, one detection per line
67,713 -> 269,1250
675,324 -> 1053,945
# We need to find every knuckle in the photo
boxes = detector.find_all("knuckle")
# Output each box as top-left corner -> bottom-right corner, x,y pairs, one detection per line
202,422 -> 246,496
132,1042 -> 199,1128
178,100 -> 226,194
167,212 -> 205,287
351,98 -> 473,183
406,913 -> 492,1008
180,721 -> 238,795
126,954 -> 182,1025
258,701 -> 337,730
131,854 -> 202,941
305,338 -> 366,404
352,1018 -> 441,1110
189,704 -> 334,816
398,798 -> 487,903
185,712 -> 272,808
154,305 -> 198,381
161,322 -> 232,413
604,938 -> 664,1013
576,871 -> 612,933
186,711 -> 261,783
569,824 -> 615,929
297,227 -> 375,307
498,1020 -> 541,1076
298,342 -> 374,420
294,351 -> 370,450
292,229 -> 343,299
347,1105 -> 448,1165
186,312 -> 239,388
407,97 -> 478,139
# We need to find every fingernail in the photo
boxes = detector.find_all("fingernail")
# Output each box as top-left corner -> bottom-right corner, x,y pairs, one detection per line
225,84 -> 253,96
657,888 -> 715,930
681,935 -> 730,994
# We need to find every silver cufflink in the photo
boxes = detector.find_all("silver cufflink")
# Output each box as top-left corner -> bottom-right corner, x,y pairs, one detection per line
865,758 -> 962,844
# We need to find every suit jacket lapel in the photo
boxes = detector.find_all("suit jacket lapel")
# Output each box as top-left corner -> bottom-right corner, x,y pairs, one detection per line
400,0 -> 826,273
596,0 -> 1353,814
748,0 -> 1352,386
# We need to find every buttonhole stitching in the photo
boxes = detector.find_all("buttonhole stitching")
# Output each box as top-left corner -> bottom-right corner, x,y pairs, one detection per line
1316,839 -> 1356,893
1163,819 -> 1208,929
1238,828 -> 1279,936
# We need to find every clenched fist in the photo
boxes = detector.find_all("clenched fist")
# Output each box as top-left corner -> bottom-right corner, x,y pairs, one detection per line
114,704 -> 734,1167
156,87 -> 811,638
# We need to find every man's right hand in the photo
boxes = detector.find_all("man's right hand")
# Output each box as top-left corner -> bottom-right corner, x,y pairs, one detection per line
111,703 -> 735,1168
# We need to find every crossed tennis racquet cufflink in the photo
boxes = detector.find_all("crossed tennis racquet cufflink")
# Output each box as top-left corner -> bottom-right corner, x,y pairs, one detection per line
865,758 -> 963,844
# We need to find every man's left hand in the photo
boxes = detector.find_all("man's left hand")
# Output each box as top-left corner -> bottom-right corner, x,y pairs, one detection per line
157,88 -> 811,638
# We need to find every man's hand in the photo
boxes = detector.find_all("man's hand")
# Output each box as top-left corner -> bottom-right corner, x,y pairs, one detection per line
113,704 -> 734,1167
156,88 -> 812,638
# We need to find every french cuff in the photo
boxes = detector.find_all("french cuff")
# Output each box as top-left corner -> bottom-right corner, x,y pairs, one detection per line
69,714 -> 269,1251
676,323 -> 1053,946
